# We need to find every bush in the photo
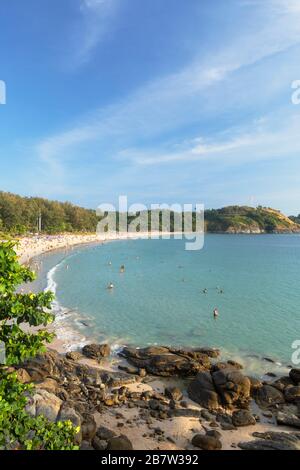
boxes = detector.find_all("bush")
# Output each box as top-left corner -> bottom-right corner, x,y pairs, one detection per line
0,241 -> 78,450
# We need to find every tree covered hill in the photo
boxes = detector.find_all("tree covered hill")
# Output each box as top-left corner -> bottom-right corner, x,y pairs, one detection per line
205,206 -> 300,233
0,191 -> 299,235
0,191 -> 98,234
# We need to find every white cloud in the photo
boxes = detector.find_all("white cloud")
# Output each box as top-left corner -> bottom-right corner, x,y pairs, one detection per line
71,0 -> 120,67
34,0 -> 300,196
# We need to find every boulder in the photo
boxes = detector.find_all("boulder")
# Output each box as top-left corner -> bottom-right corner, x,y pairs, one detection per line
165,387 -> 183,401
15,368 -> 31,383
254,384 -> 285,408
289,369 -> 300,385
25,389 -> 62,422
238,431 -> 300,450
271,376 -> 294,392
35,378 -> 59,394
92,437 -> 108,450
82,344 -> 111,360
191,434 -> 222,450
107,435 -> 133,450
232,409 -> 256,427
80,440 -> 94,451
66,351 -> 82,361
248,376 -> 263,394
277,411 -> 300,429
188,372 -> 219,410
284,386 -> 300,403
96,425 -> 117,441
212,368 -> 250,407
57,405 -> 82,428
81,413 -> 97,441
120,346 -> 210,377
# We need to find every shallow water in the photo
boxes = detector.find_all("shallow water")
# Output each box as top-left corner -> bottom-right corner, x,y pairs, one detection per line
30,234 -> 300,371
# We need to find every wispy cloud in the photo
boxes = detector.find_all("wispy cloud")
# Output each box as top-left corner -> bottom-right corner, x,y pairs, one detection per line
33,0 -> 300,200
71,0 -> 120,67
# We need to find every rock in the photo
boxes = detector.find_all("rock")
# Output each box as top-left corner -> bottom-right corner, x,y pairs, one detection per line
15,368 -> 31,383
238,431 -> 300,450
200,409 -> 214,421
272,376 -> 294,392
289,369 -> 300,385
195,347 -> 220,358
57,406 -> 82,428
277,411 -> 300,429
188,372 -> 219,410
191,434 -> 222,450
248,376 -> 263,393
96,425 -> 117,441
81,413 -> 97,441
25,389 -> 62,422
232,410 -> 256,427
82,343 -> 111,360
80,440 -> 94,451
66,351 -> 82,361
212,368 -> 251,407
139,368 -> 147,377
120,346 -> 210,377
206,429 -> 222,439
212,361 -> 243,372
118,365 -> 139,375
92,437 -> 108,450
35,378 -> 59,394
255,385 -> 285,408
107,435 -> 133,450
165,387 -> 183,401
284,386 -> 300,403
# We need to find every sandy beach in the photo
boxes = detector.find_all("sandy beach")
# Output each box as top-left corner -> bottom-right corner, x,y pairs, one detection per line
16,231 -> 184,264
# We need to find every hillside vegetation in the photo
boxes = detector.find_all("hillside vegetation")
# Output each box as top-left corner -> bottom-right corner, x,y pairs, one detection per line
0,191 -> 299,235
205,206 -> 300,233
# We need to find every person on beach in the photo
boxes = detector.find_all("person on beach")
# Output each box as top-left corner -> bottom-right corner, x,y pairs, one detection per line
213,308 -> 219,319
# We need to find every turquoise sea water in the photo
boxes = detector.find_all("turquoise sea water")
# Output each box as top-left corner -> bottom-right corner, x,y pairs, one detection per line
31,234 -> 300,370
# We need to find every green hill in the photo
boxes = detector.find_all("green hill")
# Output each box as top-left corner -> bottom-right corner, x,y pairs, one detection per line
0,191 -> 299,235
205,206 -> 300,233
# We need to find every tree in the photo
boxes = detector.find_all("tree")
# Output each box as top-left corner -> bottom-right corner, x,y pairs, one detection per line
0,241 -> 78,450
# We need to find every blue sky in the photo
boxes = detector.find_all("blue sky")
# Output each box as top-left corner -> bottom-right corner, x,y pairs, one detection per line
1,0 -> 300,213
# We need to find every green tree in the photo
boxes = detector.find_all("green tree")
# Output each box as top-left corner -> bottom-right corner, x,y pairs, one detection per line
0,241 -> 78,450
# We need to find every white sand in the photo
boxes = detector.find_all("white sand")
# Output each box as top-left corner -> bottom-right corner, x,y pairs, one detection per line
15,231 -> 184,264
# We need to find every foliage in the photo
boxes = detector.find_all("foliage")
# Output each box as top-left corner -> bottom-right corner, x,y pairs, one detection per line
0,241 -> 54,364
0,241 -> 78,450
0,370 -> 79,450
0,191 -> 99,234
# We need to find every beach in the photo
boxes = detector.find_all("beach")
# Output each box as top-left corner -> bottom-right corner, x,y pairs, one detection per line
16,231 -> 183,264
8,234 -> 300,451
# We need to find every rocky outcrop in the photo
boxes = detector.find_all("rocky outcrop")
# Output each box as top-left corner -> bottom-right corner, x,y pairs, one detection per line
188,372 -> 220,410
212,368 -> 251,407
232,409 -> 256,427
82,344 -> 111,360
107,435 -> 133,450
191,434 -> 222,450
25,389 -> 62,422
284,386 -> 300,403
254,385 -> 285,408
120,346 -> 212,377
238,431 -> 300,450
289,369 -> 300,385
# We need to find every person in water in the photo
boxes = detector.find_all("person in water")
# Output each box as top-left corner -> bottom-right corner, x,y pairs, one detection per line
213,308 -> 219,318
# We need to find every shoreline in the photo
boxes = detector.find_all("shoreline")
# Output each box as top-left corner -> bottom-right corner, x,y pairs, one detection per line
16,231 -> 186,264
17,233 -> 291,378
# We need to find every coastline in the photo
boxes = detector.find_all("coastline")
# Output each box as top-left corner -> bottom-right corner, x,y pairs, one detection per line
6,234 -> 300,450
16,231 -> 185,264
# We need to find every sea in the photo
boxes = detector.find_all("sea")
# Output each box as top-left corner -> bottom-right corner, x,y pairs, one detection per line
28,234 -> 300,376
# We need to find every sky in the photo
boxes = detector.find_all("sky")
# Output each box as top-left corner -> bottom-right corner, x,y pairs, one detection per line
1,0 -> 300,214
